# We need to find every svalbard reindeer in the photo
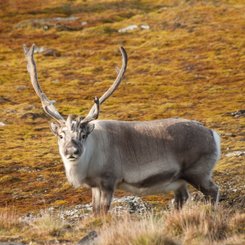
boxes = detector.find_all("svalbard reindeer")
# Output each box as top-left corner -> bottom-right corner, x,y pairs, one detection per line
24,44 -> 221,215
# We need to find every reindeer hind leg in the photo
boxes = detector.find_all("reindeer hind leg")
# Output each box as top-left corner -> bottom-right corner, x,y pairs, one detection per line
182,155 -> 219,205
174,182 -> 189,209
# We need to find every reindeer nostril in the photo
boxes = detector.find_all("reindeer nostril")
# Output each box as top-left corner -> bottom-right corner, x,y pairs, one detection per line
65,145 -> 81,159
74,149 -> 79,155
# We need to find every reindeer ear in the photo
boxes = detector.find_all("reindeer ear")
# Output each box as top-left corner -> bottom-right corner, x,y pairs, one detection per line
50,122 -> 59,136
85,123 -> 95,135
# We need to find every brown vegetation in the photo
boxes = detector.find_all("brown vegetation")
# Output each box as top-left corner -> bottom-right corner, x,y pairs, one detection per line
0,0 -> 244,243
97,203 -> 245,245
0,202 -> 244,244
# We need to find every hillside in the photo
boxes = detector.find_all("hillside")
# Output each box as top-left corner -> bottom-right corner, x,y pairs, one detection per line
0,0 -> 244,244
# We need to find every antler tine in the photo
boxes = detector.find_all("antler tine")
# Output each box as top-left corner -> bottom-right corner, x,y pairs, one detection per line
23,44 -> 65,124
81,97 -> 100,124
84,46 -> 127,121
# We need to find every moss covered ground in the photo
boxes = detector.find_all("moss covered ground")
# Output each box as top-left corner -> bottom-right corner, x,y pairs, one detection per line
0,0 -> 244,241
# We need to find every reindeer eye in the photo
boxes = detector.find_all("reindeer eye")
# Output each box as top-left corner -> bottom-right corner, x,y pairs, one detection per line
59,133 -> 65,139
80,133 -> 86,140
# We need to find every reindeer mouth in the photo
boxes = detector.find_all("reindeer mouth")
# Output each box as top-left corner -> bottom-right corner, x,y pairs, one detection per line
67,155 -> 79,161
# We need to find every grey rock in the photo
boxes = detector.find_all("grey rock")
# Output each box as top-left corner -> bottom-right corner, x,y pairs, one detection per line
226,110 -> 245,118
15,16 -> 87,32
0,96 -> 11,104
15,16 -> 80,30
42,48 -> 61,57
20,112 -> 46,120
81,21 -> 88,26
34,46 -> 61,57
52,17 -> 79,22
0,243 -> 26,245
4,109 -> 17,114
112,196 -> 151,214
23,104 -> 35,111
52,79 -> 60,84
223,132 -> 236,137
225,151 -> 245,157
118,24 -> 138,33
16,85 -> 27,91
140,24 -> 150,30
34,46 -> 46,53
20,196 -> 151,227
77,231 -> 98,245
118,24 -> 150,33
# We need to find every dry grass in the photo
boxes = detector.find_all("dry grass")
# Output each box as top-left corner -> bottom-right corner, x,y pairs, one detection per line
0,0 -> 244,243
96,202 -> 244,245
0,207 -> 23,242
164,204 -> 228,240
0,207 -> 20,230
229,212 -> 245,234
29,210 -> 67,237
97,214 -> 178,245
0,203 -> 244,244
164,204 -> 229,244
0,0 -> 244,214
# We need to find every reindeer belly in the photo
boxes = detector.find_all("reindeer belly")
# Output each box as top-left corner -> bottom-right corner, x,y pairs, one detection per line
118,164 -> 183,195
118,180 -> 185,195
118,157 -> 184,195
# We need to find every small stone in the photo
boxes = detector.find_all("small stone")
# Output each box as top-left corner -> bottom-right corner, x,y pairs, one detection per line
0,122 -> 5,127
16,85 -> 27,91
20,112 -> 46,120
0,96 -> 11,104
112,196 -> 151,214
81,21 -> 87,26
15,16 -> 80,30
52,79 -> 60,84
225,151 -> 245,157
223,133 -> 236,137
5,109 -> 17,114
34,46 -> 46,53
43,25 -> 49,30
0,243 -> 26,245
42,48 -> 61,57
226,110 -> 245,118
118,25 -> 138,33
55,16 -> 79,22
77,231 -> 98,245
140,24 -> 150,30
24,104 -> 35,110
34,46 -> 61,57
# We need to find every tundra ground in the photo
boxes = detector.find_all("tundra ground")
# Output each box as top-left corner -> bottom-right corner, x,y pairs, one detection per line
0,0 -> 244,244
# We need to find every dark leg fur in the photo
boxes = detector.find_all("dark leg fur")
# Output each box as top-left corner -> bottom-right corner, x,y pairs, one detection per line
91,178 -> 115,216
183,175 -> 219,205
174,183 -> 189,209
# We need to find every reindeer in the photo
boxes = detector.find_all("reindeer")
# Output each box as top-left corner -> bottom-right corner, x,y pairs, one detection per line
24,44 -> 221,214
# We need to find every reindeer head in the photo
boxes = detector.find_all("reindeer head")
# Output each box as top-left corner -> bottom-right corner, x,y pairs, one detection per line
50,115 -> 96,161
23,44 -> 127,162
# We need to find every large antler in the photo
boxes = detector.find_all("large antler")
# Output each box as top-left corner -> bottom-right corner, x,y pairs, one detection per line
23,44 -> 65,124
82,46 -> 128,123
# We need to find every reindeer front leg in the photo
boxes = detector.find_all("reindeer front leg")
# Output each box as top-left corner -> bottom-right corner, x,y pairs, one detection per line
92,187 -> 101,215
99,176 -> 116,215
91,177 -> 115,216
100,188 -> 114,215
92,186 -> 114,215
